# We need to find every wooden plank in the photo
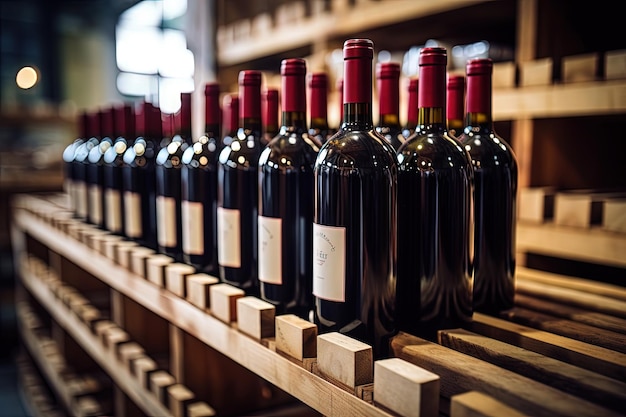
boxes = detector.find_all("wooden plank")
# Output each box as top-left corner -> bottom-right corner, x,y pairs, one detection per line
500,306 -> 626,353
439,328 -> 626,412
514,293 -> 626,335
373,358 -> 439,417
470,313 -> 626,381
390,332 -> 622,417
450,391 -> 530,417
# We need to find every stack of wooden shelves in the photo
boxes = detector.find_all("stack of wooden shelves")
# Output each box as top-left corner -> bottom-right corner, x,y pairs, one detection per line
11,192 -> 626,416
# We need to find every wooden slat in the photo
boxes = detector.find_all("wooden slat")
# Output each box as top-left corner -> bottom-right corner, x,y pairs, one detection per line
499,307 -> 626,353
470,313 -> 626,381
438,328 -> 626,412
514,293 -> 626,334
390,332 -> 622,417
450,391 -> 530,417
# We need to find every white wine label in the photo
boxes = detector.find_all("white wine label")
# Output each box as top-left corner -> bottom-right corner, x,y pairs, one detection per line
312,223 -> 346,302
258,216 -> 282,284
157,195 -> 177,248
89,185 -> 102,224
217,207 -> 241,268
182,200 -> 204,255
105,189 -> 122,233
124,191 -> 142,238
75,181 -> 87,219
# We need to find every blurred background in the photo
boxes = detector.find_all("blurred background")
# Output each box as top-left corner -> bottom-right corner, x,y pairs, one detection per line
1,0 -> 625,414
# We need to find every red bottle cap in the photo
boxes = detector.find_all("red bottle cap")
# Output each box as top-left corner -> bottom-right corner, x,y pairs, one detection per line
377,62 -> 400,116
418,47 -> 447,109
343,39 -> 374,104
205,82 -> 221,125
238,70 -> 262,119
281,58 -> 306,112
309,72 -> 328,119
466,58 -> 493,114
222,93 -> 239,133
447,74 -> 465,121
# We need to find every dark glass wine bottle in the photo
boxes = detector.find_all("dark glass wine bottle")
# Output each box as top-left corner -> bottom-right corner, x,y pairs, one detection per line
376,61 -> 404,150
122,101 -> 161,250
155,93 -> 192,262
458,58 -> 518,314
221,93 -> 239,148
103,103 -> 134,235
258,58 -> 320,318
63,111 -> 88,214
262,87 -> 279,146
73,112 -> 99,222
396,47 -> 474,339
336,77 -> 343,131
181,83 -> 222,274
87,108 -> 114,229
447,74 -> 465,138
402,77 -> 418,139
308,72 -> 333,144
313,39 -> 397,358
217,70 -> 263,294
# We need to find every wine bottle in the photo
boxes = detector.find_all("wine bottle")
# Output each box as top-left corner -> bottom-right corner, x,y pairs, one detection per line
262,87 -> 279,146
155,93 -> 192,262
308,72 -> 333,145
217,70 -> 263,294
447,74 -> 465,138
122,101 -> 161,250
375,61 -> 404,150
313,39 -> 397,358
396,47 -> 474,339
402,77 -> 418,139
336,77 -> 343,130
103,103 -> 134,235
73,112 -> 99,222
458,58 -> 518,314
181,83 -> 222,274
221,93 -> 239,148
258,58 -> 320,318
63,111 -> 88,214
86,108 -> 113,228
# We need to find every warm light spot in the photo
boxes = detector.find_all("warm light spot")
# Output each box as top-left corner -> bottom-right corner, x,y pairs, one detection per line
16,66 -> 38,89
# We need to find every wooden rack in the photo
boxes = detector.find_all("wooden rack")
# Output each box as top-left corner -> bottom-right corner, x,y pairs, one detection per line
11,193 -> 626,417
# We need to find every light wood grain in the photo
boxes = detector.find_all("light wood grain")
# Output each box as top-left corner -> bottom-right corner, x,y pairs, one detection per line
115,241 -> 138,269
167,384 -> 195,417
317,332 -> 373,390
130,247 -> 156,278
187,401 -> 217,417
210,283 -> 245,323
374,358 -> 439,417
186,274 -> 219,311
438,328 -> 626,412
275,314 -> 317,362
132,355 -> 158,390
147,254 -> 175,287
118,341 -> 145,368
165,263 -> 196,298
450,391 -> 530,417
236,296 -> 276,341
391,332 -> 621,417
150,370 -> 176,405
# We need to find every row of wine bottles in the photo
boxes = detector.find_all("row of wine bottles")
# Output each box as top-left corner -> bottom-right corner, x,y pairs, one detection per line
63,38 -> 518,359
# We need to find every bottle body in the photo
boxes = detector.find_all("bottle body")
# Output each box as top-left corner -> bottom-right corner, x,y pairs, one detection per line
458,58 -> 518,313
217,70 -> 263,294
258,58 -> 319,318
103,138 -> 128,235
313,39 -> 397,358
181,83 -> 222,274
396,47 -> 473,339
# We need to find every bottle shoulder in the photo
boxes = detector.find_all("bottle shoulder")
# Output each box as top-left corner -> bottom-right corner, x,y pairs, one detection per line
181,140 -> 220,166
458,131 -> 518,168
315,129 -> 397,171
397,131 -> 472,170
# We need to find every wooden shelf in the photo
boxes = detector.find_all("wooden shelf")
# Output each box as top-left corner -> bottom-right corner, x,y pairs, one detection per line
517,221 -> 626,269
217,0 -> 488,66
17,265 -> 173,417
12,201 -> 392,417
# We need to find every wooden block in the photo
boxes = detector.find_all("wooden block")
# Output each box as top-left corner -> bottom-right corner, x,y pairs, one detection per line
165,263 -> 196,297
374,357 -> 439,417
554,190 -> 626,228
94,320 -> 116,342
130,247 -> 156,278
131,355 -> 158,389
451,391 -> 530,417
146,254 -> 174,287
209,283 -> 245,323
103,327 -> 130,350
87,229 -> 108,252
102,234 -> 123,260
492,61 -> 516,89
66,292 -> 90,313
117,341 -> 145,367
167,384 -> 195,417
562,52 -> 599,83
186,274 -> 220,310
518,187 -> 555,223
236,296 -> 275,340
115,240 -> 138,269
605,49 -> 626,80
519,58 -> 553,87
187,401 -> 217,417
439,328 -> 626,412
602,198 -> 626,233
75,304 -> 102,329
250,12 -> 272,35
150,370 -> 177,405
317,332 -> 373,390
275,314 -> 317,362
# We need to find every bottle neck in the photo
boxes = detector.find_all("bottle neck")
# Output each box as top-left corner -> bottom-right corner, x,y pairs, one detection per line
343,103 -> 373,130
465,72 -> 493,131
239,84 -> 262,139
205,122 -> 221,140
378,77 -> 400,125
342,55 -> 373,130
310,116 -> 329,131
281,111 -> 307,133
379,113 -> 401,129
417,62 -> 447,131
